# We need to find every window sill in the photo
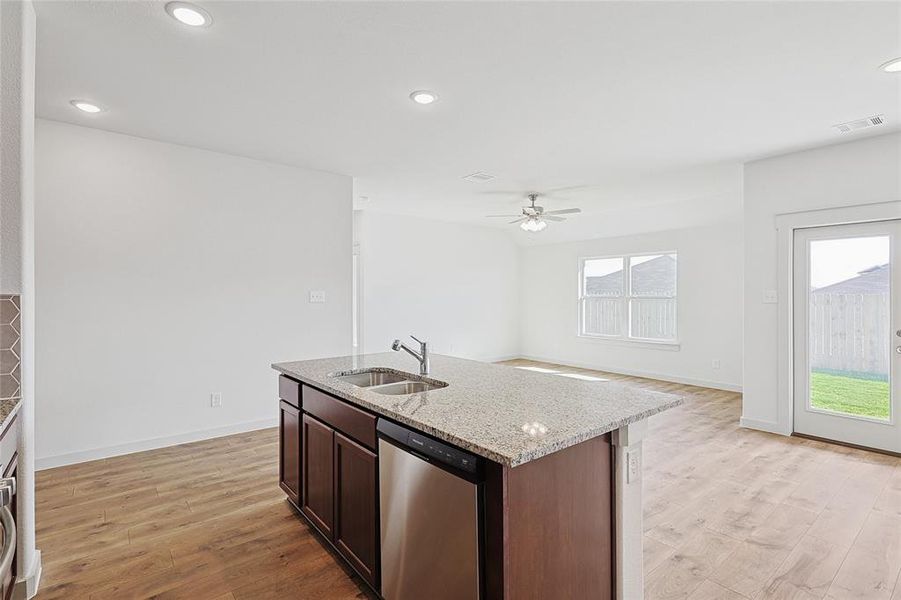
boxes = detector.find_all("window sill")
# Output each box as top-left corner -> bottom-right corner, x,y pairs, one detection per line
576,335 -> 681,351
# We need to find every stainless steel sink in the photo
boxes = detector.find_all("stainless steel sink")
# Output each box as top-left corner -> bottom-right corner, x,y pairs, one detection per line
333,371 -> 407,388
330,368 -> 448,396
369,381 -> 439,395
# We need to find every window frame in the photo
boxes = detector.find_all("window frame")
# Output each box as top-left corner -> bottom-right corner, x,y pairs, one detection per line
577,251 -> 679,347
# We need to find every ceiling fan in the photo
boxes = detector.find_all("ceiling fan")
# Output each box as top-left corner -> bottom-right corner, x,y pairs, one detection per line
486,193 -> 582,232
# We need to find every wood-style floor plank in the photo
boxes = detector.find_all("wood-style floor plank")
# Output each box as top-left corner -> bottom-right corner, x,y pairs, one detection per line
33,359 -> 901,599
500,359 -> 901,600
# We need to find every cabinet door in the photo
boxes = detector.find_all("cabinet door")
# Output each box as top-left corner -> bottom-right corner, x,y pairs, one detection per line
302,414 -> 334,536
334,432 -> 378,588
279,401 -> 301,504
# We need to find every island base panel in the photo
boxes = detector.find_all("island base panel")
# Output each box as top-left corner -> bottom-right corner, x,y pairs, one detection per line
485,434 -> 614,600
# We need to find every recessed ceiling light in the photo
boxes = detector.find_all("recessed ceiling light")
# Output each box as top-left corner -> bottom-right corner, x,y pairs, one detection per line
409,90 -> 438,105
165,2 -> 212,27
879,57 -> 901,73
69,100 -> 103,114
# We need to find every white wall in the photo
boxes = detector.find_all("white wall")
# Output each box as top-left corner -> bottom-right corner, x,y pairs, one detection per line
35,120 -> 353,467
357,211 -> 520,362
742,132 -> 901,433
519,224 -> 744,390
1,0 -> 40,593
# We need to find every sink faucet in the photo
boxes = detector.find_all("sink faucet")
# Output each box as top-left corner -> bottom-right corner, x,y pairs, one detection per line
391,335 -> 430,375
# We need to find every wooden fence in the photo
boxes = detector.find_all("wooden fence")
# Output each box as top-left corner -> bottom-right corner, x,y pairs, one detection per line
582,297 -> 676,340
809,292 -> 889,377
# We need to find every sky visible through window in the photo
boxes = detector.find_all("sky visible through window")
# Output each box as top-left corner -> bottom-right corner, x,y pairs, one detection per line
583,257 -> 622,278
810,236 -> 888,290
583,255 -> 665,277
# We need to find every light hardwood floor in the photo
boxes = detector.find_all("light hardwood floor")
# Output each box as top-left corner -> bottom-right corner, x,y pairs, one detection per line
34,430 -> 376,599
35,360 -> 901,599
503,359 -> 901,600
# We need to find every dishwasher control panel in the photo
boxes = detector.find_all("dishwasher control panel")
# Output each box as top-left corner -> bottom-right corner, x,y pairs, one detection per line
378,419 -> 479,475
407,432 -> 477,474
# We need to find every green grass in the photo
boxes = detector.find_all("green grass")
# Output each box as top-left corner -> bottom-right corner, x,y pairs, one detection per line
810,371 -> 890,420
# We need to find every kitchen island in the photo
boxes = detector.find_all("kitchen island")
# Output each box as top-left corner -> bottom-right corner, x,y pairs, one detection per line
272,353 -> 681,600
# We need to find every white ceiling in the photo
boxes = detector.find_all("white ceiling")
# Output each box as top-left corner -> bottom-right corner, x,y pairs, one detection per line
35,1 -> 900,243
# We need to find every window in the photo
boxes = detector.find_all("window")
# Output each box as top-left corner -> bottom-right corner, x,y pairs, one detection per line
579,253 -> 677,343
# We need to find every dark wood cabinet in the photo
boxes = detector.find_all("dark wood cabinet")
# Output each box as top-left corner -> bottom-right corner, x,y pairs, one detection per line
279,401 -> 301,504
278,375 -> 301,408
484,434 -> 614,600
301,413 -> 335,537
275,370 -> 616,600
334,432 -> 378,588
303,385 -> 376,450
278,376 -> 380,592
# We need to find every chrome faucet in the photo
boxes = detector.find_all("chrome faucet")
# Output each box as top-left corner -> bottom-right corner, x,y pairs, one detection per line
391,335 -> 430,375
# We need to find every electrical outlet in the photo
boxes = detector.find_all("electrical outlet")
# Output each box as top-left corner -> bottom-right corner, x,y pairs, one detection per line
309,290 -> 326,303
626,449 -> 641,484
210,392 -> 222,408
711,359 -> 721,370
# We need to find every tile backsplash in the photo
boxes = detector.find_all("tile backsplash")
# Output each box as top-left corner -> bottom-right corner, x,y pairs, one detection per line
0,296 -> 21,401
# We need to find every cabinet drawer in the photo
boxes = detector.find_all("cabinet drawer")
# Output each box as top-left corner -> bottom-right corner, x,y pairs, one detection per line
302,385 -> 376,450
278,375 -> 301,408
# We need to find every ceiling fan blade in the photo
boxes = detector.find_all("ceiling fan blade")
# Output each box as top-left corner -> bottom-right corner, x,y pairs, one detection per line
543,184 -> 597,194
479,190 -> 535,196
508,217 -> 527,224
533,193 -> 573,203
486,214 -> 524,218
543,215 -> 566,222
543,208 -> 582,215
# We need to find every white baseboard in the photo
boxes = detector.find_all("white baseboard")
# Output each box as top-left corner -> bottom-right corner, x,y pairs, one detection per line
36,418 -> 278,470
480,354 -> 523,364
739,416 -> 790,436
14,549 -> 41,600
515,355 -> 743,393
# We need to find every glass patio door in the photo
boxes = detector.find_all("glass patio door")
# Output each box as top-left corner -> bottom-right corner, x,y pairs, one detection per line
793,220 -> 900,453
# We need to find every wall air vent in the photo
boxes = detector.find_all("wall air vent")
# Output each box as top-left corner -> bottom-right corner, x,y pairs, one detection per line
833,114 -> 886,133
462,171 -> 496,183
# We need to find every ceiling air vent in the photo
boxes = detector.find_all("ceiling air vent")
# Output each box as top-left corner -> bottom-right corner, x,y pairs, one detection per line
833,114 -> 886,133
462,171 -> 496,183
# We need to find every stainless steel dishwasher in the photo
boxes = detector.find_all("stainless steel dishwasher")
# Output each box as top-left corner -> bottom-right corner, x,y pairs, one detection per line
377,419 -> 483,600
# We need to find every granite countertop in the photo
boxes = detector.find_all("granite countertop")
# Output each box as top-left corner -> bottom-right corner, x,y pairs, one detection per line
273,353 -> 681,467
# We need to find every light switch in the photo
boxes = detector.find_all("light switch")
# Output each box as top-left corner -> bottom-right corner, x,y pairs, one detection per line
309,290 -> 326,303
763,290 -> 778,304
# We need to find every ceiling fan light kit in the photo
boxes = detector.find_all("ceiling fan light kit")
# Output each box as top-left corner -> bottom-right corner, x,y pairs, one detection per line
521,218 -> 547,232
486,192 -> 582,233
